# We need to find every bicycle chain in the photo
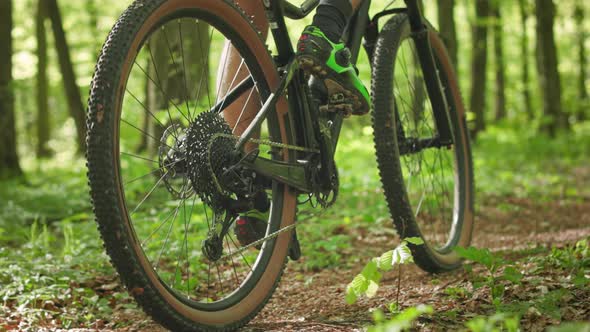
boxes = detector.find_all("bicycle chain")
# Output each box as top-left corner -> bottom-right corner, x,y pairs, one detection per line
215,133 -> 320,153
205,133 -> 324,262
219,206 -> 327,262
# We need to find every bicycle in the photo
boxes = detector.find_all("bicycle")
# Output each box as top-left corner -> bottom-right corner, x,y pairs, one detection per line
86,0 -> 474,330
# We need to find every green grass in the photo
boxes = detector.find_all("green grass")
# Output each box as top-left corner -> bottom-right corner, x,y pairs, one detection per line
474,121 -> 590,199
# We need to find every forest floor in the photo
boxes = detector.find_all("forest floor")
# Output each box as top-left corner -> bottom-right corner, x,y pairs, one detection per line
1,127 -> 589,331
100,193 -> 590,332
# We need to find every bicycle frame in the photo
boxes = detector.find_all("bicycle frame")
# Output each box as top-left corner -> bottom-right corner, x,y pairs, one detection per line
215,0 -> 454,194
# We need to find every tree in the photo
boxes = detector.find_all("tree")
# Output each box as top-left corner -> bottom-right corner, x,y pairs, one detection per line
138,21 -> 210,153
469,0 -> 490,138
518,0 -> 534,120
86,0 -> 101,59
0,0 -> 23,179
437,0 -> 458,68
535,0 -> 567,136
47,0 -> 87,153
37,0 -> 51,157
492,1 -> 506,121
574,1 -> 588,122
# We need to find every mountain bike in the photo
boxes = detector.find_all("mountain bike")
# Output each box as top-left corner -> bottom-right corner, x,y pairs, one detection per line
86,0 -> 474,330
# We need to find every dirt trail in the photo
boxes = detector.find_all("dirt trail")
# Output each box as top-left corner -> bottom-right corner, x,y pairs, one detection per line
89,196 -> 590,331
244,197 -> 590,331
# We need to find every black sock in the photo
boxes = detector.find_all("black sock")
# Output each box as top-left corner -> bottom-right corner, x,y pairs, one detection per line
311,0 -> 352,43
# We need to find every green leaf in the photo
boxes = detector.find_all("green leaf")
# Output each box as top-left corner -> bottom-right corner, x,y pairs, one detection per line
388,302 -> 399,314
404,237 -> 424,245
367,305 -> 433,332
392,243 -> 414,266
345,288 -> 358,305
454,246 -> 502,271
351,274 -> 369,294
366,280 -> 379,298
547,322 -> 590,332
491,283 -> 505,301
372,309 -> 386,323
361,260 -> 382,283
377,250 -> 393,271
502,266 -> 523,284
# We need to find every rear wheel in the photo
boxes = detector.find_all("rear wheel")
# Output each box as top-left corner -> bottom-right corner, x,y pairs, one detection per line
86,1 -> 295,330
372,14 -> 474,273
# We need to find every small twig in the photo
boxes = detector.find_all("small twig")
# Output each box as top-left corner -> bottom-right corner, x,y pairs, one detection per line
396,264 -> 402,308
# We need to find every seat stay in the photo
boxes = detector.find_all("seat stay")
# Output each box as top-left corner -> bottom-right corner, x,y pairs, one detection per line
234,57 -> 298,151
211,76 -> 255,114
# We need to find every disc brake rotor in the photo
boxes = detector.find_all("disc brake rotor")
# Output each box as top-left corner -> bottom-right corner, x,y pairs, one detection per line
158,123 -> 193,199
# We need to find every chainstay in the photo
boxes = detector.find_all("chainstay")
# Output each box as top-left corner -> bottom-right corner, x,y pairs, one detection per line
208,133 -> 319,195
219,206 -> 328,262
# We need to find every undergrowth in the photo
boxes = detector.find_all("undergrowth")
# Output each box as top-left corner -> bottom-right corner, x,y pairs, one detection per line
0,126 -> 588,328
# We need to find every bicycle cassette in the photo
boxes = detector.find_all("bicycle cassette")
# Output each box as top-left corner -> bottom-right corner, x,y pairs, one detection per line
185,111 -> 236,206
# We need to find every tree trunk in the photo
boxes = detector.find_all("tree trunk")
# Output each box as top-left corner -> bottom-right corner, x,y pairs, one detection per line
0,0 -> 23,179
437,0 -> 458,68
37,0 -> 51,158
574,1 -> 588,122
46,0 -> 87,153
492,3 -> 506,121
518,0 -> 534,120
143,21 -> 210,153
535,0 -> 566,136
469,0 -> 490,138
86,0 -> 101,58
136,59 -> 153,154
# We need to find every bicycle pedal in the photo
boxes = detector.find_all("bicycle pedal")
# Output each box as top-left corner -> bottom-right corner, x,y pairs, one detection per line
329,93 -> 346,104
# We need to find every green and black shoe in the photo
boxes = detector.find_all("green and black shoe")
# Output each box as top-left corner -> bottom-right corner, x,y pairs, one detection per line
296,25 -> 371,116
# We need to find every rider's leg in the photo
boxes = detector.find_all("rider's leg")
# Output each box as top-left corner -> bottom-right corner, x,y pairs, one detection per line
218,0 -> 267,138
311,0 -> 359,42
217,1 -> 273,248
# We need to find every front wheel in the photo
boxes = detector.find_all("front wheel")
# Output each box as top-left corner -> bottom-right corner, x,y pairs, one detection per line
86,0 -> 296,330
371,14 -> 474,273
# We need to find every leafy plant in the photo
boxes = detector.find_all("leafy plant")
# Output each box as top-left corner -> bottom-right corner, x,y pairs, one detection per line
368,304 -> 433,332
465,312 -> 520,332
346,237 -> 423,305
545,237 -> 590,271
444,286 -> 471,300
455,246 -> 523,307
547,322 -> 590,332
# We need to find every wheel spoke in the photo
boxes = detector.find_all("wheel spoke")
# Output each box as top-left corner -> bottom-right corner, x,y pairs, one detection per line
104,15 -> 284,309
